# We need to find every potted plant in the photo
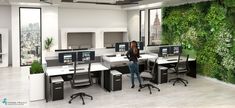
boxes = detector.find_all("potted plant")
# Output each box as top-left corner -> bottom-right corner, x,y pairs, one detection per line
29,60 -> 45,101
44,37 -> 54,51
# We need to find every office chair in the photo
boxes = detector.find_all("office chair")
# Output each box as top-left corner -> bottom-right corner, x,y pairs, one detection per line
168,54 -> 189,86
68,62 -> 93,105
138,58 -> 160,94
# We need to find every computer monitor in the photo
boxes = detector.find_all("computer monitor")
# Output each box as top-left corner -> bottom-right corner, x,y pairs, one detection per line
170,46 -> 182,55
77,51 -> 95,62
115,42 -> 129,52
158,47 -> 170,57
136,42 -> 144,50
58,52 -> 76,63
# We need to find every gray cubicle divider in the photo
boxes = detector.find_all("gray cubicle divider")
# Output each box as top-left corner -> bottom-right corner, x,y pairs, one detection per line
46,56 -> 102,67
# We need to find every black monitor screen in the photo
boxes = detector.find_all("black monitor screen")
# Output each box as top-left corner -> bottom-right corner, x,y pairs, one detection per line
115,42 -> 129,52
137,42 -> 144,50
159,47 -> 170,57
170,46 -> 182,55
58,52 -> 76,63
77,51 -> 95,61
173,46 -> 179,54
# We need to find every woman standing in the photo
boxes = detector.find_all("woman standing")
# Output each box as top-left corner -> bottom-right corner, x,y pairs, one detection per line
126,41 -> 142,88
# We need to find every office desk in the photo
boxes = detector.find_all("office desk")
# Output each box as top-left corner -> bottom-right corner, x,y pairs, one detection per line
103,54 -> 157,63
103,54 -> 157,68
45,63 -> 110,102
149,56 -> 197,83
156,56 -> 196,64
102,54 -> 157,74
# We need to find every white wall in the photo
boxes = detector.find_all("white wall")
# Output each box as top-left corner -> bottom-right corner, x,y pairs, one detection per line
42,6 -> 59,62
127,10 -> 139,42
0,29 -> 9,67
127,9 -> 149,47
0,6 -> 11,65
58,8 -> 127,48
0,6 -> 11,28
11,6 -> 20,67
10,6 -> 128,67
58,8 -> 127,28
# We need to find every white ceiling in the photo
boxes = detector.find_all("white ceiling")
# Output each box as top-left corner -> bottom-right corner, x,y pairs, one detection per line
122,0 -> 211,10
0,0 -> 212,10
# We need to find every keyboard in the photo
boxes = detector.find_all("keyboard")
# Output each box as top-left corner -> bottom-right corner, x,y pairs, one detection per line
69,68 -> 85,71
123,56 -> 141,59
167,59 -> 182,61
106,55 -> 116,57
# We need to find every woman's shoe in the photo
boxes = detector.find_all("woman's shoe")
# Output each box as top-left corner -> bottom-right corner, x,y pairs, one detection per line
131,85 -> 135,88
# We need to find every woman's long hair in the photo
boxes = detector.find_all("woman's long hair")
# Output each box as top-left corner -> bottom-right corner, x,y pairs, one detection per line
131,41 -> 138,55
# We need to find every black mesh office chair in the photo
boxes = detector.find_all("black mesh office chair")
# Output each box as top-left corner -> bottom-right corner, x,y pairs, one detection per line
68,62 -> 93,105
138,57 -> 160,94
169,54 -> 189,86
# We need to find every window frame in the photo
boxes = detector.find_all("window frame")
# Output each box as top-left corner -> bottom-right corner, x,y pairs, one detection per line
19,7 -> 42,66
139,10 -> 146,43
148,8 -> 162,46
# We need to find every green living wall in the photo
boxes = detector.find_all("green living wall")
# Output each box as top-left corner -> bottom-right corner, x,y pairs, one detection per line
162,0 -> 235,83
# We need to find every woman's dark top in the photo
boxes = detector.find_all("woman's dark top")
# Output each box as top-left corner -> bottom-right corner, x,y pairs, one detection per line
126,48 -> 140,63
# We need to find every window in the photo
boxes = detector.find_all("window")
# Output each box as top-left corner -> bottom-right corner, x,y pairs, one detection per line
19,8 -> 42,66
148,8 -> 162,46
140,10 -> 145,45
0,34 -> 2,63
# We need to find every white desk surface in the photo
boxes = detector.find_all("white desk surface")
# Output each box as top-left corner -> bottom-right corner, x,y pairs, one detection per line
103,54 -> 157,63
149,56 -> 196,65
46,63 -> 109,76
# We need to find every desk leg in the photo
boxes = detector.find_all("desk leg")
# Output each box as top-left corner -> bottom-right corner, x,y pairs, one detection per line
45,75 -> 50,102
103,70 -> 111,92
101,71 -> 104,88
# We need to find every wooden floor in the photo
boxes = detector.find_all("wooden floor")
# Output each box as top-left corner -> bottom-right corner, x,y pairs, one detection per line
0,67 -> 235,108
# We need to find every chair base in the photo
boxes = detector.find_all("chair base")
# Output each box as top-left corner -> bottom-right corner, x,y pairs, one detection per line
68,92 -> 93,105
138,83 -> 160,94
169,78 -> 188,86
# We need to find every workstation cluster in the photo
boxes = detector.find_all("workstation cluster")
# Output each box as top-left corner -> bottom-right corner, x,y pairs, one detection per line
44,42 -> 196,104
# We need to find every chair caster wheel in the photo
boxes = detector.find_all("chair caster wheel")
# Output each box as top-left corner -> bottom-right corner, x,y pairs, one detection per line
138,89 -> 141,92
68,101 -> 71,104
158,89 -> 160,92
185,85 -> 187,87
173,84 -> 175,86
150,92 -> 152,94
91,97 -> 93,100
83,103 -> 85,105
